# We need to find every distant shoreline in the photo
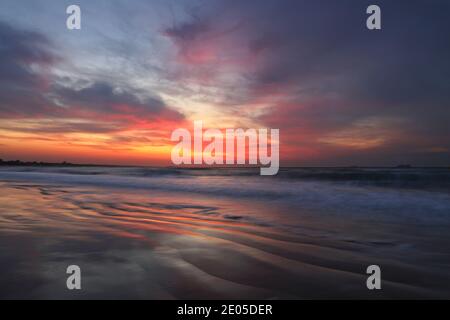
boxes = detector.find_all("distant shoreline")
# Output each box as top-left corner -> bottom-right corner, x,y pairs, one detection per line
0,159 -> 123,167
0,159 -> 448,169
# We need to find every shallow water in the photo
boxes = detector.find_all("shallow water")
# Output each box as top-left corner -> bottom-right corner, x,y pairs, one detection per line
0,166 -> 449,299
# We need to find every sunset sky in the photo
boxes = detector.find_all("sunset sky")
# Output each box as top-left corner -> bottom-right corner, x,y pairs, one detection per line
0,0 -> 449,166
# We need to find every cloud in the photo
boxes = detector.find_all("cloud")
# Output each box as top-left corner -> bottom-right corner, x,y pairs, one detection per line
52,81 -> 184,127
1,1 -> 449,165
163,0 -> 450,165
0,119 -> 121,135
0,20 -> 185,136
0,20 -> 59,117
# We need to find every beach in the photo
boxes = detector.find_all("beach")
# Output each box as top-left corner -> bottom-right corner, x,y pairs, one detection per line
0,166 -> 450,299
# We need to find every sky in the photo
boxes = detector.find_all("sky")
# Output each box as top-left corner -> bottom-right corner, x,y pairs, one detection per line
0,0 -> 449,166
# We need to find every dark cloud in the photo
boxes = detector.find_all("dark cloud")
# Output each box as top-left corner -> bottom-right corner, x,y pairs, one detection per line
164,18 -> 211,43
53,81 -> 183,123
215,0 -> 450,105
165,0 -> 450,165
0,21 -> 58,117
0,21 -> 56,76
0,20 -> 184,134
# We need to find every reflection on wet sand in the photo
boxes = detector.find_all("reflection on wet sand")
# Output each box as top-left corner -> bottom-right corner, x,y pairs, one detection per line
1,180 -> 450,299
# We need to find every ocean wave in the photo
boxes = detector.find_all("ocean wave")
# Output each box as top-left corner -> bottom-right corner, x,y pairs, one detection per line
1,168 -> 450,224
1,166 -> 449,186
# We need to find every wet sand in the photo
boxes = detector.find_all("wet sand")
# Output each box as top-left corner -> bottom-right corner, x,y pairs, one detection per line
1,172 -> 450,299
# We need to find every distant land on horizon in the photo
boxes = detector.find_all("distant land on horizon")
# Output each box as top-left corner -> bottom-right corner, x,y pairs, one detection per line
0,159 -> 117,167
1,158 -> 449,169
